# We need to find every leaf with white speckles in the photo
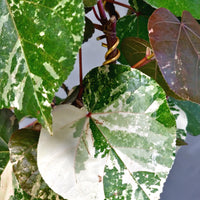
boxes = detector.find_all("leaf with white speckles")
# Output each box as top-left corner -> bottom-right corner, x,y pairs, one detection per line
0,0 -> 85,134
8,129 -> 64,199
169,97 -> 200,137
38,64 -> 176,199
167,98 -> 188,147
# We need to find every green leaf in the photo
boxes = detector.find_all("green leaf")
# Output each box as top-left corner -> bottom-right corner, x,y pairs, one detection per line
117,15 -> 149,42
176,137 -> 188,146
83,17 -> 95,43
129,0 -> 155,16
117,15 -> 149,65
54,96 -> 65,105
148,8 -> 200,104
143,0 -> 200,19
83,0 -> 97,7
0,109 -> 18,175
120,37 -> 180,99
38,65 -> 176,199
8,129 -> 64,199
169,97 -> 200,136
0,0 -> 85,134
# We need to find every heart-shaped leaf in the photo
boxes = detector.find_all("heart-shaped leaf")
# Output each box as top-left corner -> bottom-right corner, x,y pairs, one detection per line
117,15 -> 149,64
8,129 -> 64,199
38,64 -> 176,199
0,0 -> 85,134
0,109 -> 18,175
143,0 -> 200,19
148,8 -> 200,103
120,37 -> 180,99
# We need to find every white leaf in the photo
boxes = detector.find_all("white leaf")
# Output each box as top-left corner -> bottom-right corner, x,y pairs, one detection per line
37,104 -> 105,199
0,161 -> 14,200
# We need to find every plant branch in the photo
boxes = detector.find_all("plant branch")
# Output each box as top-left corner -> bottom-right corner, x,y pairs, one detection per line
93,0 -> 120,65
103,16 -> 118,63
131,53 -> 155,68
77,47 -> 84,104
97,35 -> 106,40
79,48 -> 83,89
93,23 -> 103,31
104,0 -> 138,15
92,6 -> 101,22
97,0 -> 108,24
70,47 -> 84,108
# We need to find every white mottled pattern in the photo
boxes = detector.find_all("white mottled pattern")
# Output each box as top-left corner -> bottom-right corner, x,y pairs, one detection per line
53,0 -> 71,11
30,73 -> 43,91
12,77 -> 26,110
0,13 -> 9,35
145,99 -> 164,114
58,56 -> 67,62
2,39 -> 26,109
72,34 -> 82,42
170,104 -> 188,132
43,62 -> 59,79
39,31 -> 45,36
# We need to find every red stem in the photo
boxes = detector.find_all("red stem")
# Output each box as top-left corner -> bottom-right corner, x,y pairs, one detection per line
104,0 -> 138,15
92,6 -> 101,22
131,53 -> 155,68
97,0 -> 108,23
76,47 -> 84,102
93,23 -> 103,31
79,48 -> 83,88
131,57 -> 148,68
105,16 -> 118,62
86,112 -> 92,118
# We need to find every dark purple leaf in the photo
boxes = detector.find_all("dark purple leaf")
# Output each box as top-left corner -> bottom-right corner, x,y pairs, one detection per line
148,8 -> 200,103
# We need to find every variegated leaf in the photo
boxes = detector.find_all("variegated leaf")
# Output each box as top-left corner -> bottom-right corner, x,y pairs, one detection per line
0,161 -> 41,199
37,64 -> 176,199
0,108 -> 18,175
0,161 -> 13,199
8,129 -> 64,199
0,0 -> 85,134
169,97 -> 200,137
167,98 -> 188,147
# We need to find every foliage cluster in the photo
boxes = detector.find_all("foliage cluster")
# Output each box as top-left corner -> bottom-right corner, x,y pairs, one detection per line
1,0 -> 200,199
